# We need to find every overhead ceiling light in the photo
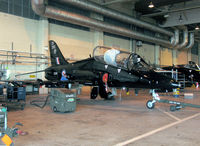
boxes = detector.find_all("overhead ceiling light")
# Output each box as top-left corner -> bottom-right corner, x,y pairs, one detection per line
179,14 -> 183,22
164,14 -> 169,18
148,2 -> 154,8
195,25 -> 199,30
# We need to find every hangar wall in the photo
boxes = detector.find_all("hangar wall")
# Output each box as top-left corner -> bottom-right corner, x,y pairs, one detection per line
103,35 -> 130,51
0,13 -> 39,51
160,48 -> 173,66
177,50 -> 189,64
49,23 -> 94,60
0,12 -> 44,80
135,43 -> 155,64
0,11 -> 198,80
191,42 -> 199,63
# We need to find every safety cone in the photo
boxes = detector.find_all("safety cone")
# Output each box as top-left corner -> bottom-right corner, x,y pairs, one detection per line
192,84 -> 196,88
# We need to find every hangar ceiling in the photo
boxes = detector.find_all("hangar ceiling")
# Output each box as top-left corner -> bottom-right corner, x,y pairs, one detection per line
30,0 -> 200,44
91,0 -> 200,41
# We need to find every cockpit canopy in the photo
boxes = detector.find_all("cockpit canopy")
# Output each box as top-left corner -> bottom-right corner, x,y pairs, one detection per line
93,46 -> 151,71
179,61 -> 200,70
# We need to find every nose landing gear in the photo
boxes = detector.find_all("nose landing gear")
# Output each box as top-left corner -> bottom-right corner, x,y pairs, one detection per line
146,90 -> 159,110
146,89 -> 200,111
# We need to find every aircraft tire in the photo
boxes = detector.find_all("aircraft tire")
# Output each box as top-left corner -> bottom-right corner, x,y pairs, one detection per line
91,94 -> 97,99
170,105 -> 176,111
99,84 -> 108,99
53,106 -> 57,112
21,105 -> 25,110
91,87 -> 98,99
146,100 -> 155,109
105,92 -> 115,100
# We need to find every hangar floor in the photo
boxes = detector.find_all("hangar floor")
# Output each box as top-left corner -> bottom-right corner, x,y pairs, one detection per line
7,88 -> 200,146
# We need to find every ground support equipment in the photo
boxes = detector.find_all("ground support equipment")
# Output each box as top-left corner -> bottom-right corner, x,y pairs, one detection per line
50,88 -> 77,113
146,90 -> 200,111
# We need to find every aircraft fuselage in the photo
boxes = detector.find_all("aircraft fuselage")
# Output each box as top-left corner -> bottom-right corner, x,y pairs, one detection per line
45,57 -> 178,90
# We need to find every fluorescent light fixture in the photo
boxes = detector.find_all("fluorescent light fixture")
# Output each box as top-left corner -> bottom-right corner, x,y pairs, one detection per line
164,14 -> 169,18
195,25 -> 199,30
148,2 -> 154,8
179,15 -> 183,22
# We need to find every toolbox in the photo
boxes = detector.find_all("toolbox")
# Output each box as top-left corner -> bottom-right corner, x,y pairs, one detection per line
5,82 -> 26,110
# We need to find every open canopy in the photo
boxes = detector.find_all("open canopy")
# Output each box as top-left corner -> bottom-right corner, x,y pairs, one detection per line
93,46 -> 151,71
178,61 -> 200,70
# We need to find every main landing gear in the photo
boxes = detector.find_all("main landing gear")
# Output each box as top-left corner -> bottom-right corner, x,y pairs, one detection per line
90,87 -> 98,99
90,86 -> 115,100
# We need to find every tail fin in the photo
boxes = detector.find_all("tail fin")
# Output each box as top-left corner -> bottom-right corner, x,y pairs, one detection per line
49,40 -> 69,66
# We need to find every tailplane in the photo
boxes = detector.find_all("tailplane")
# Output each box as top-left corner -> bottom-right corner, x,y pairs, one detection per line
49,40 -> 69,66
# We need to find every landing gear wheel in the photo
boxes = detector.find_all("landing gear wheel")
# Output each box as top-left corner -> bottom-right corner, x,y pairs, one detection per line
170,105 -> 181,111
91,94 -> 97,99
170,105 -> 176,111
146,100 -> 155,109
106,92 -> 115,100
53,106 -> 57,112
21,105 -> 24,110
90,87 -> 98,99
175,105 -> 182,110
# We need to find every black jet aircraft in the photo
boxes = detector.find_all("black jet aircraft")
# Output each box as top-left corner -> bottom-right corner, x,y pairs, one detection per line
42,40 -> 179,101
162,61 -> 200,85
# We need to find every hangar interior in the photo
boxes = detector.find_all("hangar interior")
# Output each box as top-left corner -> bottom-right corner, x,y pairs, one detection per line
0,0 -> 200,80
0,0 -> 200,146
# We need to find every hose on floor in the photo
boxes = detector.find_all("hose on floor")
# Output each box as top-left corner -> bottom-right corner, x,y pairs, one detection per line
30,95 -> 50,109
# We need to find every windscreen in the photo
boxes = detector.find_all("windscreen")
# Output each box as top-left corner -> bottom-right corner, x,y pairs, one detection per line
127,53 -> 152,71
178,61 -> 200,70
186,61 -> 200,70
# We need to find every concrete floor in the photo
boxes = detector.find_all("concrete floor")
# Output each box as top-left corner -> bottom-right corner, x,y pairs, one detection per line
6,88 -> 200,146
